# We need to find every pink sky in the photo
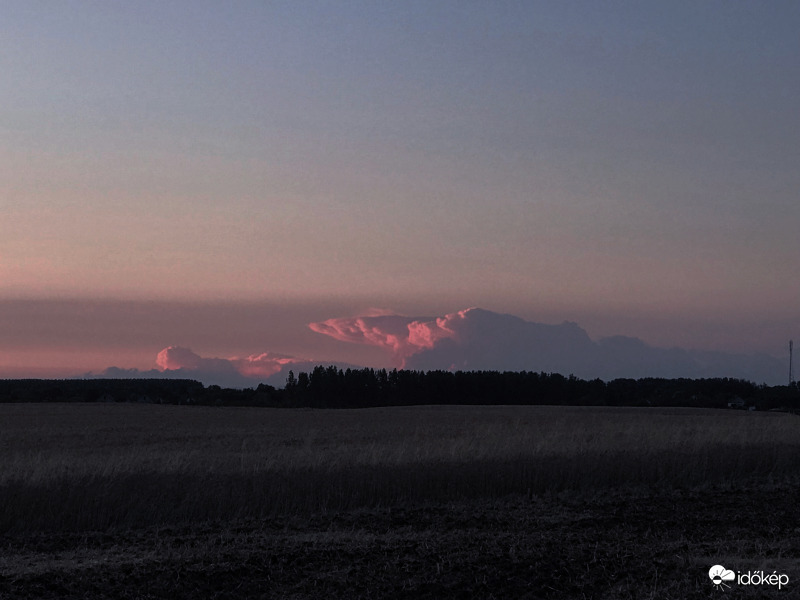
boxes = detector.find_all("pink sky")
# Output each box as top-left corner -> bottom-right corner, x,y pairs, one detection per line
1,3 -> 798,380
0,297 -> 794,383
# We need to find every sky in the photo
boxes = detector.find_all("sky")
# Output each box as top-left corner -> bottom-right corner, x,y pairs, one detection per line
1,1 -> 798,384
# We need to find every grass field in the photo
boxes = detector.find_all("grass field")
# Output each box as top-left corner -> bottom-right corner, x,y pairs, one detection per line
2,403 -> 800,598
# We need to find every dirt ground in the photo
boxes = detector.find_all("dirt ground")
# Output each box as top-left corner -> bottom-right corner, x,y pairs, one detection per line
2,481 -> 800,599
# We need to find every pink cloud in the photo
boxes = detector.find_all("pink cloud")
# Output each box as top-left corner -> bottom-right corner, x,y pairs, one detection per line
308,315 -> 417,358
156,346 -> 204,370
126,308 -> 789,386
407,309 -> 472,349
156,346 -> 304,380
308,309 -> 480,366
234,352 -> 299,378
309,306 -> 786,383
309,307 -> 605,371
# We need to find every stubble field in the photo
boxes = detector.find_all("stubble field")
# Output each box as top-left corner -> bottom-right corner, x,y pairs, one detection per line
1,403 -> 800,598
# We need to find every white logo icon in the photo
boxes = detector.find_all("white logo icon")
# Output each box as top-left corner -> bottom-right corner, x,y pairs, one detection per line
709,565 -> 735,590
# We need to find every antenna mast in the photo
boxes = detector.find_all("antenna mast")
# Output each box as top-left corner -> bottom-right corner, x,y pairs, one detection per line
791,340 -> 794,386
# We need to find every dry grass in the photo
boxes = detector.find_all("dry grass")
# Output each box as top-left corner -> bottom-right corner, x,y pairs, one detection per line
2,403 -> 800,532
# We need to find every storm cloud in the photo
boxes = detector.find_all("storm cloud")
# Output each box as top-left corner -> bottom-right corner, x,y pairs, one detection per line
91,308 -> 786,388
310,308 -> 785,383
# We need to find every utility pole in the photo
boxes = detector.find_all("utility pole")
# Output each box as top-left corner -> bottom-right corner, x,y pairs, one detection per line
790,340 -> 794,386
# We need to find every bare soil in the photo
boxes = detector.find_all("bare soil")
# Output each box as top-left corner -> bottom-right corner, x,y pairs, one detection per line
3,482 -> 800,599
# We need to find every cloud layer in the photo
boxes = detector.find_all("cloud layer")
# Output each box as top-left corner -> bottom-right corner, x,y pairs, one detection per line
156,346 -> 299,378
309,307 -> 599,370
90,347 -> 312,388
310,307 -> 785,383
90,307 -> 786,387
309,313 -> 445,364
149,346 -> 317,388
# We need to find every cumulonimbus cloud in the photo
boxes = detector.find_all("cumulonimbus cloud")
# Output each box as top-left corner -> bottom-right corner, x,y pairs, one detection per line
309,307 -> 596,370
309,307 -> 786,383
96,309 -> 786,388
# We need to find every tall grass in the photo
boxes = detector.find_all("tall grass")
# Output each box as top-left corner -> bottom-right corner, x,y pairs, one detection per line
2,404 -> 799,532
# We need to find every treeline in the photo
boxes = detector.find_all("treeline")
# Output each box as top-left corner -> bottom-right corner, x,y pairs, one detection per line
282,367 -> 798,410
2,368 -> 799,410
0,378 -> 204,405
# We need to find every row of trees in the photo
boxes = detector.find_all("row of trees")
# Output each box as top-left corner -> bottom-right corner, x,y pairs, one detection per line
0,378 -> 204,405
3,368 -> 798,410
281,366 -> 777,409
